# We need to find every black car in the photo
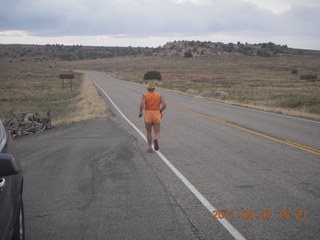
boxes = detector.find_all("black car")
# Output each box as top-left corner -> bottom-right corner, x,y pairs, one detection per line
0,120 -> 25,240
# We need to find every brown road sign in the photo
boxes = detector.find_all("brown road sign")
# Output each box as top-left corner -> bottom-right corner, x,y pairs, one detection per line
59,74 -> 75,79
59,74 -> 75,90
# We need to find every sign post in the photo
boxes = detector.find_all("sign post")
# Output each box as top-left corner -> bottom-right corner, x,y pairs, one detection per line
59,74 -> 75,90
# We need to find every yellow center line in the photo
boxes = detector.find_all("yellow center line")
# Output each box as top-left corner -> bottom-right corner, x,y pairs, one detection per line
168,103 -> 320,156
284,140 -> 320,154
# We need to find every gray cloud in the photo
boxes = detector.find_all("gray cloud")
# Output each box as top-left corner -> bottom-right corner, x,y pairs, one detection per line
278,4 -> 320,36
0,0 -> 319,42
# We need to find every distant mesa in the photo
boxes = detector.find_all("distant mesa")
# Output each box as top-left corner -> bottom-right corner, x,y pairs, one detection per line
0,41 -> 319,61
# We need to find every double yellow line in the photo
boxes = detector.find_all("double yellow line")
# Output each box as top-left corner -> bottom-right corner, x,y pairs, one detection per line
169,103 -> 320,156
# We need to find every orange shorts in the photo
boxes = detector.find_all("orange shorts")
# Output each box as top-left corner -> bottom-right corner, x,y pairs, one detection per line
144,110 -> 162,124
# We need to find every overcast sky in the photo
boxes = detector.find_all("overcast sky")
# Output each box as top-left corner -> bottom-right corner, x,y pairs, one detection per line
0,0 -> 319,50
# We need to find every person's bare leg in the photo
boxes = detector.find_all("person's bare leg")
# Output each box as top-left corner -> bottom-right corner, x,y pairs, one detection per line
153,123 -> 160,140
153,123 -> 160,150
145,122 -> 153,148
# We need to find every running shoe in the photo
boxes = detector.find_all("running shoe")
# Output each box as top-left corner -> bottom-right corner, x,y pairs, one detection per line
154,139 -> 159,151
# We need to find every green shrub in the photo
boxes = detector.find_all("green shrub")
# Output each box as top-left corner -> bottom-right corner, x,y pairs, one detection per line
279,97 -> 320,109
309,105 -> 320,114
143,71 -> 162,81
184,51 -> 193,58
300,74 -> 317,81
257,51 -> 271,57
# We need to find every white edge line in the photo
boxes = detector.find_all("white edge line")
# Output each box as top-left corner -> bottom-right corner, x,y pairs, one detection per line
0,121 -> 7,151
90,72 -> 246,240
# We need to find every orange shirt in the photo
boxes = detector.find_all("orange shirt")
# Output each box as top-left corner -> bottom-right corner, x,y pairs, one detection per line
144,92 -> 161,110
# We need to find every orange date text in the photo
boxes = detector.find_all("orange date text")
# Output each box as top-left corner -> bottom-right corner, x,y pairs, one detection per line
212,210 -> 307,220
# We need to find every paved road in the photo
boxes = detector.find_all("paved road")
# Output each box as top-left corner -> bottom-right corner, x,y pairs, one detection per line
17,118 -> 194,239
16,71 -> 320,240
88,71 -> 320,240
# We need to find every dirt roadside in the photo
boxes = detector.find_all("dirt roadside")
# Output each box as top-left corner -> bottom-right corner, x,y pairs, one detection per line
1,64 -> 108,135
52,72 -> 108,125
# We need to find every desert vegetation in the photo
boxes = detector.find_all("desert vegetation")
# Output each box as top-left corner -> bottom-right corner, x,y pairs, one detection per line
0,41 -> 319,123
0,41 -> 315,61
143,71 -> 162,81
61,54 -> 320,120
0,44 -> 157,61
0,58 -> 107,125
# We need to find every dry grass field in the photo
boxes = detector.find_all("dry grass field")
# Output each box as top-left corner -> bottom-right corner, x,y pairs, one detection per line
1,50 -> 319,124
0,58 -> 107,125
61,54 -> 320,120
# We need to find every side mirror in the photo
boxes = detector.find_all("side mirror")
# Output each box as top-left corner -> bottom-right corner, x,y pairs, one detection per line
0,153 -> 20,177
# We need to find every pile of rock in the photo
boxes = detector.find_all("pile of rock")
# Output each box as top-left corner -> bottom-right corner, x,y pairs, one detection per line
3,112 -> 53,138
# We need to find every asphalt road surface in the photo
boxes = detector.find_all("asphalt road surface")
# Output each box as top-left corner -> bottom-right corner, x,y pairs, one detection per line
17,71 -> 320,240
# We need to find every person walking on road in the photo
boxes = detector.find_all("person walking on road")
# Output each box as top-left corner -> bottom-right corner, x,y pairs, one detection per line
139,83 -> 167,152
